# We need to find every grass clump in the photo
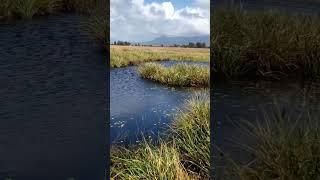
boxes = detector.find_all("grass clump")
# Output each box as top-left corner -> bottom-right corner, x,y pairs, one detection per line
211,9 -> 320,79
111,142 -> 194,180
111,45 -> 210,68
171,94 -> 210,178
138,63 -> 210,87
111,94 -> 210,179
227,107 -> 320,180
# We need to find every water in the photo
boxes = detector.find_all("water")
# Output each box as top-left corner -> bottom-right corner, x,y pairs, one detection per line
0,15 -> 107,179
213,79 -> 320,178
110,61 -> 208,144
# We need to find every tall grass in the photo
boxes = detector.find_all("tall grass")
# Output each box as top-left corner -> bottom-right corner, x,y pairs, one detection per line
84,13 -> 108,50
111,46 -> 210,68
63,0 -> 107,14
138,63 -> 209,87
0,0 -> 61,19
111,141 -> 194,180
0,0 -> 106,19
211,9 -> 320,79
226,106 -> 320,179
170,94 -> 210,178
111,94 -> 210,179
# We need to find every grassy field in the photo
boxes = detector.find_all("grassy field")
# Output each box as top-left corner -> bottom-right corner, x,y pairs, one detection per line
111,94 -> 210,179
138,63 -> 209,87
0,0 -> 107,19
211,9 -> 320,79
111,45 -> 210,68
226,106 -> 320,179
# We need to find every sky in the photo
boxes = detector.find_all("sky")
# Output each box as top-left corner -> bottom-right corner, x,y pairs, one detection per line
110,0 -> 210,42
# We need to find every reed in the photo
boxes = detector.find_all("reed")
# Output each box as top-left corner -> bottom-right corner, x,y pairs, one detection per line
211,9 -> 320,79
138,63 -> 209,87
111,94 -> 210,179
111,45 -> 210,68
226,106 -> 320,179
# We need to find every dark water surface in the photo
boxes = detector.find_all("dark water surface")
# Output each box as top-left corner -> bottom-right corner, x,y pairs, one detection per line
213,79 -> 320,178
0,15 -> 107,179
110,61 -> 208,144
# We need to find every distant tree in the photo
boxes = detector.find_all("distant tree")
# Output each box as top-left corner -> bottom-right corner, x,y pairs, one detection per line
114,41 -> 117,45
196,42 -> 202,48
161,44 -> 164,47
188,42 -> 195,48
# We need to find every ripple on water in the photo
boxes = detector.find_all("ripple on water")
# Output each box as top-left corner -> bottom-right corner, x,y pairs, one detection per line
110,61 -> 209,144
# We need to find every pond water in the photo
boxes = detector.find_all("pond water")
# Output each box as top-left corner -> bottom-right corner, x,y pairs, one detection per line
0,15 -> 106,179
213,79 -> 320,178
110,61 -> 209,144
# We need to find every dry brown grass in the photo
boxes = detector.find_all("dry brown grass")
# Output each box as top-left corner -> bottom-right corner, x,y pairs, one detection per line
111,45 -> 210,68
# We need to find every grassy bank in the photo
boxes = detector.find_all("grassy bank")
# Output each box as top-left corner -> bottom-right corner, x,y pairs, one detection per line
111,45 -> 210,68
211,9 -> 320,79
0,0 -> 107,19
138,63 -> 209,87
111,94 -> 210,179
226,107 -> 320,179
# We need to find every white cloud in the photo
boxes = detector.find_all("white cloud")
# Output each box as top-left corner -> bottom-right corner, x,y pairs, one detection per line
110,0 -> 209,42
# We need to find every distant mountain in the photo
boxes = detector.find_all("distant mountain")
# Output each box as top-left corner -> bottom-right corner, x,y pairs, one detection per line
143,35 -> 210,46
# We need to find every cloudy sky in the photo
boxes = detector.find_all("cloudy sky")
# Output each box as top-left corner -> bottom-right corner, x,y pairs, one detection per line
111,0 -> 210,42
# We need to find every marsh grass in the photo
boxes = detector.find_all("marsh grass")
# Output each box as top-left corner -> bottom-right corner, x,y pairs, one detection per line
170,93 -> 210,178
226,106 -> 320,180
111,94 -> 210,179
212,9 -> 320,79
111,45 -> 210,68
138,63 -> 209,87
0,0 -> 62,19
0,0 -> 106,19
84,13 -> 108,50
111,141 -> 194,180
63,0 -> 107,14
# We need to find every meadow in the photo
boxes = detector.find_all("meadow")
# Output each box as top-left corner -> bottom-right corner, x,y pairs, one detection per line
138,63 -> 210,87
211,8 -> 320,79
111,45 -> 210,68
111,94 -> 210,179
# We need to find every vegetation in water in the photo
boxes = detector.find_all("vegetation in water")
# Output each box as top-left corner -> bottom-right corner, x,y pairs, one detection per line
225,106 -> 320,180
211,8 -> 320,79
111,45 -> 210,68
138,63 -> 209,87
83,2 -> 109,50
111,94 -> 210,179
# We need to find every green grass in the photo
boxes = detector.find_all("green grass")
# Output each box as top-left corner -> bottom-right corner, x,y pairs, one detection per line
84,13 -> 108,50
0,0 -> 61,19
111,141 -> 195,180
111,94 -> 210,179
211,9 -> 320,79
111,46 -> 210,68
170,94 -> 210,178
138,63 -> 209,87
0,0 -> 107,19
226,106 -> 320,180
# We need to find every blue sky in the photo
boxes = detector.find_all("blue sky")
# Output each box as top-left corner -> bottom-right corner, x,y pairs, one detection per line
144,0 -> 194,8
111,0 -> 210,42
